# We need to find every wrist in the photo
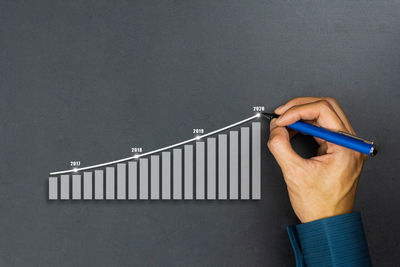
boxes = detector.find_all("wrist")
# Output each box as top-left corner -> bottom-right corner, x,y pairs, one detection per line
293,195 -> 355,223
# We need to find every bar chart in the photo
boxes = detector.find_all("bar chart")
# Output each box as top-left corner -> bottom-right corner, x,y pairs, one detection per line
48,115 -> 263,200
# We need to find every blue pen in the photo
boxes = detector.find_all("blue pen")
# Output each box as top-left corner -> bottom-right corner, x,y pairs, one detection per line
262,112 -> 378,156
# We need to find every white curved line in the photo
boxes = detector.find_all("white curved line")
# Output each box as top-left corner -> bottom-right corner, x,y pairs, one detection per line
49,114 -> 260,175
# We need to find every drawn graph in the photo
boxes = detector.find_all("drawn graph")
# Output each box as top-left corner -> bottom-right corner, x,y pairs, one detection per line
48,114 -> 263,200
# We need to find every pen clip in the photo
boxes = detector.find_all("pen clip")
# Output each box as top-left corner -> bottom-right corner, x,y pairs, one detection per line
337,131 -> 374,145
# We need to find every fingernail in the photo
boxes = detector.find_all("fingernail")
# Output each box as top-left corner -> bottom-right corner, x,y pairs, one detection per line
274,105 -> 284,113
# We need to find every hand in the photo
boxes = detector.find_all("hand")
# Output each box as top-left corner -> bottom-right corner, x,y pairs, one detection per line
267,97 -> 366,223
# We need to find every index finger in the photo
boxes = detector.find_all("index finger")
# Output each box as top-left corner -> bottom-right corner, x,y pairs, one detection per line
275,97 -> 355,134
275,100 -> 348,132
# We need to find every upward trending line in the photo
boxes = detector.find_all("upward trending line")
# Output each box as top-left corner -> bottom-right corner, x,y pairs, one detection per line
49,114 -> 261,175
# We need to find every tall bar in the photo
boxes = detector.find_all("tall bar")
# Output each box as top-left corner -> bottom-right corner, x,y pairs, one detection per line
207,138 -> 216,200
128,161 -> 137,199
252,122 -> 261,200
173,149 -> 182,200
184,145 -> 193,200
106,167 -> 115,200
83,172 -> 93,200
94,170 -> 104,200
241,127 -> 250,199
117,163 -> 126,200
218,134 -> 228,199
48,177 -> 58,200
60,175 -> 69,200
229,131 -> 239,199
161,152 -> 171,200
139,158 -> 148,199
196,142 -> 205,200
150,155 -> 160,200
72,174 -> 81,200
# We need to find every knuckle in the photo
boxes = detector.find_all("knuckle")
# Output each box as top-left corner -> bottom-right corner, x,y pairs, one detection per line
317,100 -> 334,111
267,139 -> 275,150
318,99 -> 331,108
268,134 -> 285,149
326,97 -> 339,105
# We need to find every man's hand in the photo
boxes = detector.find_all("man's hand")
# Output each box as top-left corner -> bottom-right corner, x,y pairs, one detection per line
268,97 -> 366,223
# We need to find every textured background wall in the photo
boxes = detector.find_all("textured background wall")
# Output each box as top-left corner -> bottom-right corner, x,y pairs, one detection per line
0,1 -> 399,266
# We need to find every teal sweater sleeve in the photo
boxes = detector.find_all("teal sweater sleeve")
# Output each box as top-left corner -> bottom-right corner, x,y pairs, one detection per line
287,212 -> 371,266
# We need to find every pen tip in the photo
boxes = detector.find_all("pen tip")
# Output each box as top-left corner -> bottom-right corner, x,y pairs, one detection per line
261,113 -> 278,120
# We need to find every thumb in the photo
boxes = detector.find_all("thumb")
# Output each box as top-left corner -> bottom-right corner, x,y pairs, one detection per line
268,119 -> 304,172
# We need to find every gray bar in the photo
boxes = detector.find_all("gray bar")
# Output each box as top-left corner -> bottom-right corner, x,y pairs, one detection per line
252,122 -> 261,200
106,167 -> 115,200
241,127 -> 250,199
128,161 -> 137,200
173,149 -> 182,200
83,172 -> 93,200
196,142 -> 205,200
229,131 -> 239,199
151,156 -> 160,200
162,152 -> 171,200
94,170 -> 104,200
139,158 -> 148,199
60,175 -> 69,200
207,138 -> 216,200
184,145 -> 193,200
218,134 -> 228,199
72,174 -> 81,200
48,177 -> 58,200
117,163 -> 126,200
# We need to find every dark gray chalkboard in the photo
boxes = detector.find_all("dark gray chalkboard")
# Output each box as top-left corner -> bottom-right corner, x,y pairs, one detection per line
1,1 -> 399,266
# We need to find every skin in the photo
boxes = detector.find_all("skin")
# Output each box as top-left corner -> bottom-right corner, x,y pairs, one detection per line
267,97 -> 366,223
